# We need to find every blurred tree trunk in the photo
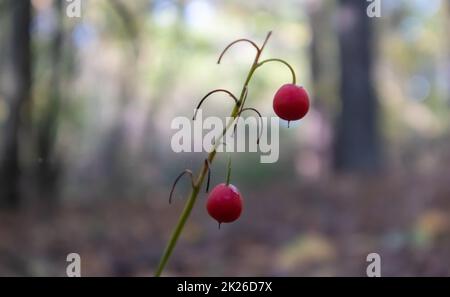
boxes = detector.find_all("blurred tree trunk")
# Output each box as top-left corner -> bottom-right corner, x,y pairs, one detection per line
142,1 -> 186,178
309,2 -> 324,100
310,24 -> 320,108
446,0 -> 450,105
334,0 -> 381,172
306,0 -> 337,177
0,0 -> 32,208
97,1 -> 142,197
35,0 -> 64,205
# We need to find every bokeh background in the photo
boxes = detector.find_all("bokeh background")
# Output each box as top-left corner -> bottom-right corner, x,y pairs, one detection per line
1,0 -> 450,276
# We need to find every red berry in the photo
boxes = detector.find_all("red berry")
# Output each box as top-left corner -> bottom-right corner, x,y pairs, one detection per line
273,84 -> 309,123
206,183 -> 243,225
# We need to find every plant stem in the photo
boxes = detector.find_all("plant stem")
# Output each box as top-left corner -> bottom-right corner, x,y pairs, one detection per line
154,32 -> 273,276
154,185 -> 200,277
226,157 -> 232,186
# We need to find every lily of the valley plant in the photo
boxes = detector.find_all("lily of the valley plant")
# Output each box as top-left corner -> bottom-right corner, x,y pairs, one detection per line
155,31 -> 309,276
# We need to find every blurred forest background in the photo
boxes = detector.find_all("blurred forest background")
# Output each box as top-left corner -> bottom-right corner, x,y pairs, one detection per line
1,0 -> 450,276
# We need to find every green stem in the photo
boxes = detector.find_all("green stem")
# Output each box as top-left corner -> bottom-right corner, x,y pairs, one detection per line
154,32 -> 274,277
154,185 -> 200,277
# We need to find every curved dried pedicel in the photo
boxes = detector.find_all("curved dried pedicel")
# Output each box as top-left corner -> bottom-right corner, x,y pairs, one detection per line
192,89 -> 239,121
233,107 -> 263,145
169,159 -> 212,204
169,169 -> 195,204
217,31 -> 273,65
217,39 -> 260,64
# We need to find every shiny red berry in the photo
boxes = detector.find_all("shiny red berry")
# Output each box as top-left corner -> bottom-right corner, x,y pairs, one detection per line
206,183 -> 243,225
273,84 -> 309,123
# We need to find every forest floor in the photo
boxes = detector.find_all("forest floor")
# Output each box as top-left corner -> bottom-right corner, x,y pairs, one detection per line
1,167 -> 450,276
